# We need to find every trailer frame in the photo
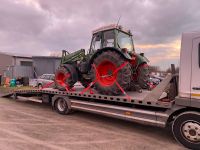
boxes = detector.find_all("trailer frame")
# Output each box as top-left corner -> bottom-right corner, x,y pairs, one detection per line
2,73 -> 200,149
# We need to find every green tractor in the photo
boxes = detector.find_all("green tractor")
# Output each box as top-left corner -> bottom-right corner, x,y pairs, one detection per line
55,24 -> 150,95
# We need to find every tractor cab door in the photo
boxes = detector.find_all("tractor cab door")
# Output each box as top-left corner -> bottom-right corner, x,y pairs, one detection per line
89,33 -> 102,55
89,30 -> 115,55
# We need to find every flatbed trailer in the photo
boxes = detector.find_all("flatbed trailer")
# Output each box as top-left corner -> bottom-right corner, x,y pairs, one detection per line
3,73 -> 200,150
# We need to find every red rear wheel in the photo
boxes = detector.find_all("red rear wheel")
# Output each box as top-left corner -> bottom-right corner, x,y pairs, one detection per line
92,51 -> 132,95
97,60 -> 117,86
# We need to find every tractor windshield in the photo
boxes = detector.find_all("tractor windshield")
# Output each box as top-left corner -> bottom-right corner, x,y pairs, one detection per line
103,30 -> 115,47
117,31 -> 134,52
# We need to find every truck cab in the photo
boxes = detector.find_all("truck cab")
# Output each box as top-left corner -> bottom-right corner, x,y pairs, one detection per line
179,32 -> 200,107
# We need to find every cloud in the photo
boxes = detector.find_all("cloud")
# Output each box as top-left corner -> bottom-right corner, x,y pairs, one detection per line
0,0 -> 200,69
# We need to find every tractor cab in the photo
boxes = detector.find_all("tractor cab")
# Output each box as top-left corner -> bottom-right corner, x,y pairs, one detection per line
89,24 -> 135,55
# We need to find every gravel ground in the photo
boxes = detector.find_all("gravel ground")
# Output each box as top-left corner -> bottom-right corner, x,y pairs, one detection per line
0,97 -> 186,150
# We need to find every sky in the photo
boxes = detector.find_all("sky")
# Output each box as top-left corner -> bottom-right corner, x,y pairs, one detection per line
0,0 -> 200,70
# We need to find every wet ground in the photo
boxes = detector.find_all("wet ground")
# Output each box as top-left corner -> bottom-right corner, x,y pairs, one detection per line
0,97 -> 185,150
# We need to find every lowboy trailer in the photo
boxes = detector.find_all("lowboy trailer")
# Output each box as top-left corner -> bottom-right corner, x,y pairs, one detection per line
6,72 -> 198,150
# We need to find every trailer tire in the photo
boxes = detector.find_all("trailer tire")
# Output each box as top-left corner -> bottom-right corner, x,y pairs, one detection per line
55,98 -> 71,115
172,111 -> 200,150
38,83 -> 43,89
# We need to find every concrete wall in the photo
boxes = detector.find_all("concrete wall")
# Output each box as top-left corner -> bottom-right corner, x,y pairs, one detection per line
0,53 -> 13,76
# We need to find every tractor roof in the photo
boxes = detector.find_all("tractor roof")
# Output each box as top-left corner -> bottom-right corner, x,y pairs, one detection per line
92,24 -> 132,35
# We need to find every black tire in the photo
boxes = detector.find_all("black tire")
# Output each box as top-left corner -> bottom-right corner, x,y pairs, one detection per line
38,83 -> 43,89
92,51 -> 132,95
55,64 -> 78,91
137,63 -> 150,89
54,98 -> 71,115
172,111 -> 200,150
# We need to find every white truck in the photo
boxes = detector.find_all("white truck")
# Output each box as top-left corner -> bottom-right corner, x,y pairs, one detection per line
7,31 -> 200,150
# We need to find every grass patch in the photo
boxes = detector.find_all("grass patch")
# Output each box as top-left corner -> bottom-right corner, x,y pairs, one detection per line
0,86 -> 35,94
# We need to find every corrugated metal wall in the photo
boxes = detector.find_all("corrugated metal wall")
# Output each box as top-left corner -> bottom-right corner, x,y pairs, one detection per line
33,57 -> 61,77
4,66 -> 34,78
13,66 -> 33,78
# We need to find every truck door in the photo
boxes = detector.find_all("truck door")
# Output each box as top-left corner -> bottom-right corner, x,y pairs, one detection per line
191,37 -> 200,99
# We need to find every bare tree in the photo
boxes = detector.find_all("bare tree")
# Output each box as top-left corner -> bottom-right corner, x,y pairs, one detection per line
166,67 -> 179,73
149,66 -> 160,73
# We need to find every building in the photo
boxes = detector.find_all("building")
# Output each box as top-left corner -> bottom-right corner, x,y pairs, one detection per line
0,52 -> 33,78
0,52 -> 61,79
32,56 -> 61,77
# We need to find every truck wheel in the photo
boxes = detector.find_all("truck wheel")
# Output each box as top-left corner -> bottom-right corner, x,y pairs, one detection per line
92,51 -> 132,95
38,83 -> 43,89
137,63 -> 150,89
55,64 -> 78,91
54,98 -> 71,115
172,111 -> 200,150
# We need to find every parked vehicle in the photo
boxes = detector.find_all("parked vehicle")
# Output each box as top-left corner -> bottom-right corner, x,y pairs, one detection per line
30,74 -> 55,89
150,75 -> 163,85
152,75 -> 164,82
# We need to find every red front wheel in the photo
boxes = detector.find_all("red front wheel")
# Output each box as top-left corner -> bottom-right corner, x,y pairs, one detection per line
55,65 -> 78,91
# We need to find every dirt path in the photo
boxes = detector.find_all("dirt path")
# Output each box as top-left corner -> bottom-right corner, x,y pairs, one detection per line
0,97 -> 185,150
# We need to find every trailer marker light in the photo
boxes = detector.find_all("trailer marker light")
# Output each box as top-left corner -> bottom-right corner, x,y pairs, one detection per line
125,111 -> 132,116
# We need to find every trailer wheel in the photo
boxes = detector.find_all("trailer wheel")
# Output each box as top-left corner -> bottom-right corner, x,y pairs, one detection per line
55,98 -> 71,115
172,111 -> 200,150
38,83 -> 43,89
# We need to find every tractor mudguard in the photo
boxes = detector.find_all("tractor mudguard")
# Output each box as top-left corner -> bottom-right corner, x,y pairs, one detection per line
88,47 -> 131,69
135,53 -> 149,66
